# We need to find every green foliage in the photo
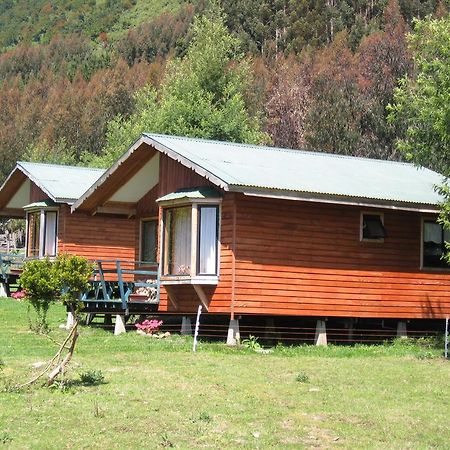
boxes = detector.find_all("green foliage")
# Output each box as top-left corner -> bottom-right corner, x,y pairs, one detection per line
89,9 -> 268,167
295,372 -> 309,382
388,15 -> 450,171
19,254 -> 92,331
242,334 -> 262,351
78,369 -> 105,386
53,254 -> 93,310
19,258 -> 59,333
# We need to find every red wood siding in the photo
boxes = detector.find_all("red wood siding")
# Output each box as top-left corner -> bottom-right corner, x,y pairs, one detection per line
231,196 -> 450,319
58,205 -> 136,264
158,153 -> 214,197
30,182 -> 48,203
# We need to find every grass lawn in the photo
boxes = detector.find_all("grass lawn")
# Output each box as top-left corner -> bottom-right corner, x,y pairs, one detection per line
1,299 -> 449,449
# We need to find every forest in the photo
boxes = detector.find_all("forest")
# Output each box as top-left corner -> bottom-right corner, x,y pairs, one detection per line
0,0 -> 448,181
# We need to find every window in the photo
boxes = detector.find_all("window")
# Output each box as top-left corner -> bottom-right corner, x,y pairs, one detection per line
162,204 -> 219,279
164,206 -> 192,275
422,221 -> 450,268
361,213 -> 387,241
25,208 -> 58,258
27,212 -> 40,257
140,219 -> 158,263
198,206 -> 219,275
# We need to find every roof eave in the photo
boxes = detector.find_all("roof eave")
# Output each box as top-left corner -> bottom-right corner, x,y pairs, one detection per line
232,186 -> 440,213
16,162 -> 58,203
141,135 -> 229,190
72,134 -> 231,213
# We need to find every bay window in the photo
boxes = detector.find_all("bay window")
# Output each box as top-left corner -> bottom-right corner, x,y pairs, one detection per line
160,199 -> 220,282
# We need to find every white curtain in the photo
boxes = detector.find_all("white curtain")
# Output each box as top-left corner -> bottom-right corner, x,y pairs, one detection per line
199,207 -> 217,274
424,222 -> 442,243
171,207 -> 191,275
44,212 -> 57,256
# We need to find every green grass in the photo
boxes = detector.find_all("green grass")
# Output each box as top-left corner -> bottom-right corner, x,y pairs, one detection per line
1,299 -> 449,449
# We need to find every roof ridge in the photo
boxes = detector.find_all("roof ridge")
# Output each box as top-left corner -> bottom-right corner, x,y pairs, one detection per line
18,161 -> 105,172
144,133 -> 420,169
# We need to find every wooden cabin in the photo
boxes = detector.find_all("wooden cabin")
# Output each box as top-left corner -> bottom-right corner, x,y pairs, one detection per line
0,161 -> 136,268
72,133 -> 450,342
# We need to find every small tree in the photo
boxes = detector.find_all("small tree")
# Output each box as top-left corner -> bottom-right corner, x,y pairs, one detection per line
19,258 -> 59,333
18,254 -> 93,387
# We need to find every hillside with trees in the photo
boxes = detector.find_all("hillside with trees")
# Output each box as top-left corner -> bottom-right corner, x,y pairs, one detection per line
0,0 -> 448,180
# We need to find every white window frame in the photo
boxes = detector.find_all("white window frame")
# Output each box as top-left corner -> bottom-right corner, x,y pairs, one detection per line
25,206 -> 59,258
360,211 -> 386,243
159,198 -> 221,285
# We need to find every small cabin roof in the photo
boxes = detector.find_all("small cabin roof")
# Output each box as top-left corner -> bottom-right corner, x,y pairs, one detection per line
73,133 -> 445,213
0,162 -> 105,215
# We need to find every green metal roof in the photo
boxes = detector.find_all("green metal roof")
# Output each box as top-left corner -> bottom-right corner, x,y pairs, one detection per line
17,161 -> 105,204
23,200 -> 57,210
157,187 -> 222,203
143,134 -> 445,208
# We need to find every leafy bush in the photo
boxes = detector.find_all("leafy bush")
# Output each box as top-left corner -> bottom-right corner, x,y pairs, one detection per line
19,258 -> 59,332
79,370 -> 105,386
295,372 -> 309,383
242,335 -> 261,351
19,254 -> 93,332
54,254 -> 93,311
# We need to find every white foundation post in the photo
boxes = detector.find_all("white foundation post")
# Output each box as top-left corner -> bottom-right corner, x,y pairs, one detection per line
227,319 -> 240,346
66,311 -> 75,329
114,315 -> 126,335
397,321 -> 407,338
181,316 -> 192,335
315,320 -> 327,346
0,283 -> 7,298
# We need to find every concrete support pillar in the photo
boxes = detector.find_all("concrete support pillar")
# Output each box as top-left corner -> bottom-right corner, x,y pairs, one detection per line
397,321 -> 407,338
314,320 -> 327,346
66,311 -> 75,329
180,316 -> 192,335
0,283 -> 7,298
345,319 -> 354,343
227,319 -> 240,346
114,315 -> 126,335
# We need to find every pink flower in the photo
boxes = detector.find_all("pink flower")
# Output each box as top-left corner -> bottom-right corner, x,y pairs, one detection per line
11,290 -> 26,300
135,319 -> 163,334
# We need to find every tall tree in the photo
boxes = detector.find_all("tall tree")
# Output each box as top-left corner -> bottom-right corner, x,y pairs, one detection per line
388,15 -> 450,170
89,9 -> 268,168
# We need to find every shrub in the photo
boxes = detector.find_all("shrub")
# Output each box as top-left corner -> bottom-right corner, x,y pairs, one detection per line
79,370 -> 105,386
19,258 -> 59,333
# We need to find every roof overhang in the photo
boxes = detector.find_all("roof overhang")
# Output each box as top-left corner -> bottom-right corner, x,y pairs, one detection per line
72,135 -> 230,214
237,187 -> 440,213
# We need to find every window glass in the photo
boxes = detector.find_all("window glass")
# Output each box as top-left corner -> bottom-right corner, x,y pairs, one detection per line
198,206 -> 218,275
44,211 -> 57,257
141,220 -> 157,263
362,214 -> 386,240
423,221 -> 449,268
165,207 -> 191,275
27,212 -> 40,257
